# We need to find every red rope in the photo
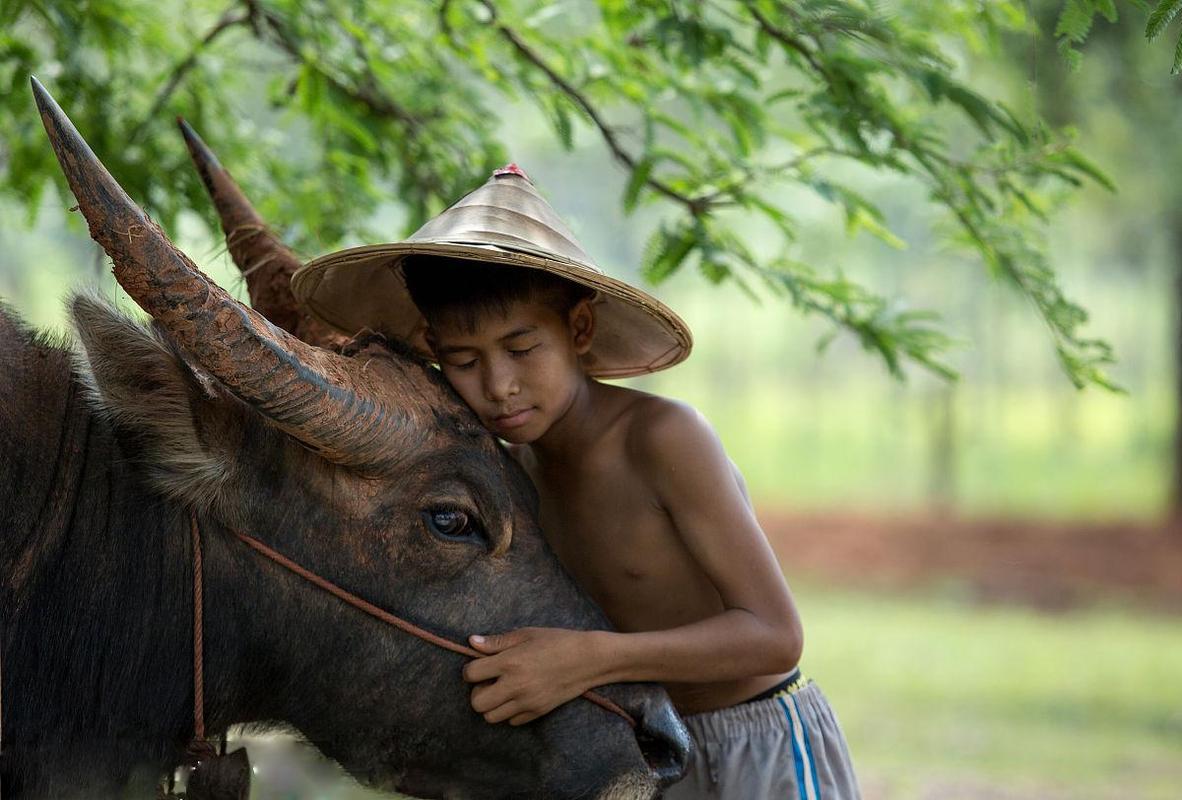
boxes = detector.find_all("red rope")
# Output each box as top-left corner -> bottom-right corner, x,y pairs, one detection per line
185,510 -> 635,742
232,528 -> 482,659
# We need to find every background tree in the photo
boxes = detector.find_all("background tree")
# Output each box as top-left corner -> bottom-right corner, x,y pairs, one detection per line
0,0 -> 1119,388
1043,0 -> 1182,524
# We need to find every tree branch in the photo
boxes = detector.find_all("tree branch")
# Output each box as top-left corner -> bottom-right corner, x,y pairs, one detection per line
127,3 -> 250,145
242,0 -> 425,132
745,1 -> 828,75
696,145 -> 863,205
478,0 -> 712,215
239,0 -> 461,203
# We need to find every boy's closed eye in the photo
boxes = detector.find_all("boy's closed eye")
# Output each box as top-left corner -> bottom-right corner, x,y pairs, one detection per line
441,344 -> 538,370
437,349 -> 478,370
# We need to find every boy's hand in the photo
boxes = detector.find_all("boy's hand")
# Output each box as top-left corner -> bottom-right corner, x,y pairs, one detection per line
462,627 -> 602,726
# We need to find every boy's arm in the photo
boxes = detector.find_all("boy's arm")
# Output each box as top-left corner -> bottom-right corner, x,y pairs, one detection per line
464,401 -> 802,724
589,400 -> 802,681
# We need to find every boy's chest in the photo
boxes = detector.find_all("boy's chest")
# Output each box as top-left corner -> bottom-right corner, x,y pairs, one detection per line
528,463 -> 713,631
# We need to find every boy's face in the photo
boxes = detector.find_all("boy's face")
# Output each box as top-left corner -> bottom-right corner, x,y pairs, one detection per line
428,298 -> 594,444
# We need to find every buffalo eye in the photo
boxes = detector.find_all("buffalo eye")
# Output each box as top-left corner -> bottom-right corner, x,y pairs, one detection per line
423,508 -> 487,546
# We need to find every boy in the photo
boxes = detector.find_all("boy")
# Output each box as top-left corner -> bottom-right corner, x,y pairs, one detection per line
291,165 -> 860,799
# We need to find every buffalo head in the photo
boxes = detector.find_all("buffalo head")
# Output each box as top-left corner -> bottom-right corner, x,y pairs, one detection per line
15,77 -> 689,799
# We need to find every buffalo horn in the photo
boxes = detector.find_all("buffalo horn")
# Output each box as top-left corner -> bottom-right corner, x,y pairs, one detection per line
177,118 -> 344,350
31,76 -> 424,469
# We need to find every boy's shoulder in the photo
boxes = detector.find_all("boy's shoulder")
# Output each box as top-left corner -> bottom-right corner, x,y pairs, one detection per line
613,388 -> 708,453
513,385 -> 739,498
606,386 -> 750,507
599,386 -> 732,485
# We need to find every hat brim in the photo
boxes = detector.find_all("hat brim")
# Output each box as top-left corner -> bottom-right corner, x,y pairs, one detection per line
291,240 -> 693,378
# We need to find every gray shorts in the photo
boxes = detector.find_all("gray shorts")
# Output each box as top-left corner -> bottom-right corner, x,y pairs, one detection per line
662,675 -> 861,800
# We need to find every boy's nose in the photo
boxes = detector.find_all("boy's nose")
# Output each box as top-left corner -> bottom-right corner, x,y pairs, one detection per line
482,363 -> 519,401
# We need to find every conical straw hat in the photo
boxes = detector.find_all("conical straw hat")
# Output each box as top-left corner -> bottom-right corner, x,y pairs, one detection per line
291,165 -> 692,378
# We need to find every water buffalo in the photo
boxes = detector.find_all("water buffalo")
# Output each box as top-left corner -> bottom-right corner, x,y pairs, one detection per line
0,79 -> 690,799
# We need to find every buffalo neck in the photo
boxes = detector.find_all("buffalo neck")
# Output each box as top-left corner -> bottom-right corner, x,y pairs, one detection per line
0,330 -> 211,796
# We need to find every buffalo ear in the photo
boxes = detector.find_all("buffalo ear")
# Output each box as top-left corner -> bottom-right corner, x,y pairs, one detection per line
70,292 -> 243,508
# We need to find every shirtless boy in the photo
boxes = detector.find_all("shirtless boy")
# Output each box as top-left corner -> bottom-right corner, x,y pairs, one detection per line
292,165 -> 860,799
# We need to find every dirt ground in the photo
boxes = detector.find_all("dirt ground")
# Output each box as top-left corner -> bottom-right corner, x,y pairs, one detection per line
758,510 -> 1182,612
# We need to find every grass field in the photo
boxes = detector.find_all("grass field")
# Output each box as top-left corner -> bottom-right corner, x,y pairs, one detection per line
237,581 -> 1182,800
797,582 -> 1182,800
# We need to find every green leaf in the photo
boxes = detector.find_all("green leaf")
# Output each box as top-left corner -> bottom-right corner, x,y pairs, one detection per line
552,96 -> 573,150
848,207 -> 907,249
995,102 -> 1031,146
1147,0 -> 1182,40
809,178 -> 838,203
652,111 -> 694,139
642,222 -> 697,283
623,156 -> 654,213
745,195 -> 797,238
1055,0 -> 1094,44
766,88 -> 803,106
699,258 -> 729,284
1050,147 -> 1117,191
944,84 -> 1002,138
754,25 -> 772,61
1057,38 -> 1084,71
649,146 -> 698,172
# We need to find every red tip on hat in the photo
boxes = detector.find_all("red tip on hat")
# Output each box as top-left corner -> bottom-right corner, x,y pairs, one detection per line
493,163 -> 531,181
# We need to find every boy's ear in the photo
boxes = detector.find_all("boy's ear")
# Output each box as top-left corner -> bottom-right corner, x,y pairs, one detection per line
568,297 -> 595,355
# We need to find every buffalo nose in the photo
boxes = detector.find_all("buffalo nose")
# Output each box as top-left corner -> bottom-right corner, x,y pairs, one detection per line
635,702 -> 692,787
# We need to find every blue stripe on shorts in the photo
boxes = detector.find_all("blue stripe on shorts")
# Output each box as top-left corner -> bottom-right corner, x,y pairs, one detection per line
778,693 -> 820,799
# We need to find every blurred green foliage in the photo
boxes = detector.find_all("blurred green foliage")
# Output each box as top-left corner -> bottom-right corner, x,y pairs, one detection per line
0,0 -> 1123,387
0,0 -> 1174,521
